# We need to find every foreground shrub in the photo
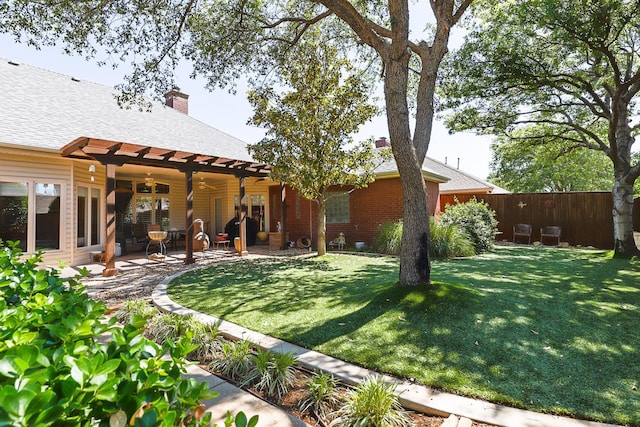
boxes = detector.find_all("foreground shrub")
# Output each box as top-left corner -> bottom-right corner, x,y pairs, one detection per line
330,376 -> 411,427
299,372 -> 342,423
439,197 -> 498,253
0,241 -> 215,426
373,219 -> 476,258
244,349 -> 298,400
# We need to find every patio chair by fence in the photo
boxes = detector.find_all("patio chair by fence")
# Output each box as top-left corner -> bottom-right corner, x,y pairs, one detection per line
513,223 -> 533,244
540,226 -> 561,246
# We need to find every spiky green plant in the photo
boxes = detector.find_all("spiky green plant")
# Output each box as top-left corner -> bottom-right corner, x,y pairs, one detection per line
189,320 -> 222,362
372,220 -> 403,255
144,313 -> 221,361
210,340 -> 254,381
113,299 -> 158,325
145,312 -> 196,344
429,218 -> 475,259
299,372 -> 342,422
244,349 -> 298,400
329,376 -> 411,427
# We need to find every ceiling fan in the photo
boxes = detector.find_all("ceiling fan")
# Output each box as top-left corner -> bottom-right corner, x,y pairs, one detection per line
198,178 -> 217,190
144,173 -> 169,187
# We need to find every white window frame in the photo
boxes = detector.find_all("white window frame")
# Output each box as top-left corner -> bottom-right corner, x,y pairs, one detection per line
0,177 -> 65,253
77,185 -> 102,248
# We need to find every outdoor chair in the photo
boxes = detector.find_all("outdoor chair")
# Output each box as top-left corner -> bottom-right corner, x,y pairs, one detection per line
540,226 -> 561,246
513,223 -> 533,244
130,223 -> 146,244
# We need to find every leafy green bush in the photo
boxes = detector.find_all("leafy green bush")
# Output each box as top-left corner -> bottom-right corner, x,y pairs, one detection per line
0,242 -> 215,426
114,298 -> 158,325
299,372 -> 341,422
372,219 -> 476,259
430,218 -> 475,259
372,220 -> 403,255
439,197 -> 498,253
244,349 -> 298,400
329,376 -> 410,427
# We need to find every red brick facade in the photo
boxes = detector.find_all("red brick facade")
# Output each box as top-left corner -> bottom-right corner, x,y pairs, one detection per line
268,177 -> 440,248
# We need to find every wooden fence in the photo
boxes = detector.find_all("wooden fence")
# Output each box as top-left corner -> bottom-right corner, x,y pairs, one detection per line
440,192 -> 614,249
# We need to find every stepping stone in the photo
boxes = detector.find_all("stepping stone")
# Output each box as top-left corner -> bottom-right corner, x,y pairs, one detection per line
441,414 -> 459,427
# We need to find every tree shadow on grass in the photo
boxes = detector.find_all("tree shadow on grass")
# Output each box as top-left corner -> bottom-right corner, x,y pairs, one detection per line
168,249 -> 640,424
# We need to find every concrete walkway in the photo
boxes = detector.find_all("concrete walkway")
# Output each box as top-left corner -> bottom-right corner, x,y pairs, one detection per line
152,270 -> 621,427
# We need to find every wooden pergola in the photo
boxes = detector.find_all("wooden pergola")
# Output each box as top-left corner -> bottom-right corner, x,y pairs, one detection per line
61,137 -> 275,276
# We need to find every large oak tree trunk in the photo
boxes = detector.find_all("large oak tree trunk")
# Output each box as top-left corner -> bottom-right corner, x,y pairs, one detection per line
610,108 -> 640,255
385,39 -> 431,286
612,176 -> 639,255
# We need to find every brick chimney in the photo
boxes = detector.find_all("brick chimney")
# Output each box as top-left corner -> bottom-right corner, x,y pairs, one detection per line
164,89 -> 189,114
375,137 -> 391,148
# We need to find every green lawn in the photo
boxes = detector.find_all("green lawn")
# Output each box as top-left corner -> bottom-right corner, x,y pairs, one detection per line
167,246 -> 640,425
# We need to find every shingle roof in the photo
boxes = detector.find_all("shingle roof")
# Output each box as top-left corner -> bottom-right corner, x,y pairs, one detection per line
373,152 -> 509,193
0,58 -> 255,162
374,157 -> 450,183
424,157 -> 509,193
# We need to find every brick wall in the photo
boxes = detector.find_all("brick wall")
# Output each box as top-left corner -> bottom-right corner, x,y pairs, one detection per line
269,178 -> 440,248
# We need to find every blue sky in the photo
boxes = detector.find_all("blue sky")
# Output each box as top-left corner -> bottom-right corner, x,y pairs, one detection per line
1,32 -> 493,179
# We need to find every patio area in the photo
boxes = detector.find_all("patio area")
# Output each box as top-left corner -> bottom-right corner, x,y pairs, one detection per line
60,245 -> 314,308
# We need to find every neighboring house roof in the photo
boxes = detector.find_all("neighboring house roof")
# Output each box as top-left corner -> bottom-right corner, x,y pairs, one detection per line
374,157 -> 450,183
373,152 -> 510,193
0,58 -> 255,163
425,157 -> 510,194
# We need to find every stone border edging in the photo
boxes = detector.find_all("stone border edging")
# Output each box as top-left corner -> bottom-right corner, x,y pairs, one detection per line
153,271 -> 620,427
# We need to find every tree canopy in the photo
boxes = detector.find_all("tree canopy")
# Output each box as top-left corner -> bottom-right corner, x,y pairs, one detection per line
247,35 -> 382,255
442,0 -> 640,254
488,126 -> 615,193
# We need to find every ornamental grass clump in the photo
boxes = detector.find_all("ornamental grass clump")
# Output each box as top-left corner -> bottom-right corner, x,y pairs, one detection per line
113,298 -> 158,325
146,313 -> 221,362
211,340 -> 254,381
146,312 -> 197,344
429,218 -> 475,259
244,348 -> 298,400
299,372 -> 342,423
189,320 -> 222,362
372,220 -> 403,255
373,219 -> 476,259
330,376 -> 411,427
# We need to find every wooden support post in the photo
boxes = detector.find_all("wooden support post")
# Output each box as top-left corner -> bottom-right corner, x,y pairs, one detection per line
102,163 -> 118,277
239,176 -> 248,256
280,182 -> 287,250
184,169 -> 195,264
